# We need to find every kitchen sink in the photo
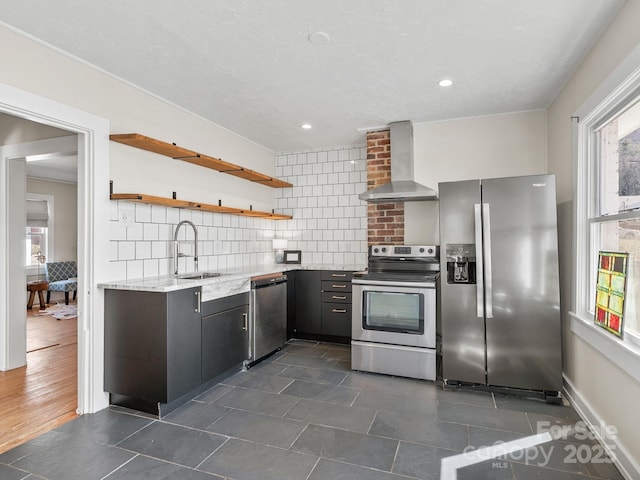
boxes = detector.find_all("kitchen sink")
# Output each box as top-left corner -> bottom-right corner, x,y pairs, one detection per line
177,272 -> 223,280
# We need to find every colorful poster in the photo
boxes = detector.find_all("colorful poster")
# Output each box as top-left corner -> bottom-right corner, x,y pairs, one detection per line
594,251 -> 628,338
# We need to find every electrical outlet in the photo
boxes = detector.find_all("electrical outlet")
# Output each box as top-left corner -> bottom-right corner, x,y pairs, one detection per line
118,202 -> 135,227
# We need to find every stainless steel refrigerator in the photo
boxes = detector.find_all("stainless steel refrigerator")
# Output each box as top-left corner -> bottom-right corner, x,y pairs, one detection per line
438,174 -> 562,394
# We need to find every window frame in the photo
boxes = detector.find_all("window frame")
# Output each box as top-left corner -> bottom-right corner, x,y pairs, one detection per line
25,193 -> 54,276
572,44 -> 640,383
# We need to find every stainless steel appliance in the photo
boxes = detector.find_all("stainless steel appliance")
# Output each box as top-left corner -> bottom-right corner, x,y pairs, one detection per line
247,272 -> 287,366
351,245 -> 439,381
358,120 -> 438,203
439,174 -> 562,396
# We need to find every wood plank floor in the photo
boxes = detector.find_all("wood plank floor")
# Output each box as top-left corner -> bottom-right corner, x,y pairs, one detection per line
0,301 -> 78,454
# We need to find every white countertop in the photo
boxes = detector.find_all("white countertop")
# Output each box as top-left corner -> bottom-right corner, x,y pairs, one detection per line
98,263 -> 365,302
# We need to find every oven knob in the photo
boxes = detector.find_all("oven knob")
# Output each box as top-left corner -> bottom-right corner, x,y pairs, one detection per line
419,248 -> 425,253
428,248 -> 434,254
381,247 -> 387,253
373,248 -> 379,253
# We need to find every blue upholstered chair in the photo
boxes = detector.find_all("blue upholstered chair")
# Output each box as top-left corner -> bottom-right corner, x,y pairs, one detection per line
45,261 -> 77,305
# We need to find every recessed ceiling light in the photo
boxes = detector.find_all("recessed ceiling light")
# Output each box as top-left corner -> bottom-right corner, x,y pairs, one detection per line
438,79 -> 453,87
301,123 -> 312,130
308,31 -> 331,45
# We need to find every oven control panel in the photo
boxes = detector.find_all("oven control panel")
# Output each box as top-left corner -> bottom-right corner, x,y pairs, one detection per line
369,245 -> 439,258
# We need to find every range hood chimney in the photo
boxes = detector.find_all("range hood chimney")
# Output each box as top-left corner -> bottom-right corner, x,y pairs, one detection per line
359,120 -> 438,203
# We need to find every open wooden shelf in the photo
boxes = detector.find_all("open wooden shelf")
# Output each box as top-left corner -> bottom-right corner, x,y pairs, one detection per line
110,193 -> 292,220
110,133 -> 292,188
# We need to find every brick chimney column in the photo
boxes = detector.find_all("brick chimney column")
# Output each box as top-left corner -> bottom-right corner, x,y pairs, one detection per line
366,130 -> 404,245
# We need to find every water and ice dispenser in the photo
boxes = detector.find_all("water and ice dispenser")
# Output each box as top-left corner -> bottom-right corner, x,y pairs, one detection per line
445,244 -> 476,284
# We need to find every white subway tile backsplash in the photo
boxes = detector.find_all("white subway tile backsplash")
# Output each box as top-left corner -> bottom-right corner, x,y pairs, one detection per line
135,203 -> 151,223
109,143 -> 367,281
126,223 -> 143,241
166,208 -> 179,225
151,205 -> 166,224
143,259 -> 159,277
109,221 -> 127,241
119,241 -> 135,261
143,223 -> 159,241
127,260 -> 144,279
136,241 -> 152,260
152,241 -> 167,259
191,210 -> 203,225
109,201 -> 118,221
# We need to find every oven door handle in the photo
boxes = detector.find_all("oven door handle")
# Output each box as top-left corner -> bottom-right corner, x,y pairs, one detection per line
474,203 -> 485,318
352,279 -> 436,288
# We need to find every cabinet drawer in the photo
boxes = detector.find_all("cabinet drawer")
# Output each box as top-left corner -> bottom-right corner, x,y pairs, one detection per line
321,280 -> 352,292
321,271 -> 354,281
321,291 -> 351,304
321,302 -> 352,337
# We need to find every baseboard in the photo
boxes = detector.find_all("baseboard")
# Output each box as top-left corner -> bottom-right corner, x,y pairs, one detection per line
563,374 -> 640,480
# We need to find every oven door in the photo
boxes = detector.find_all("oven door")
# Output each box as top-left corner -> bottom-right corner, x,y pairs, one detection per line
352,280 -> 436,348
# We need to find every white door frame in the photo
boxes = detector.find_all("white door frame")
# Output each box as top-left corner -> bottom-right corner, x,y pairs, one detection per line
0,82 -> 110,414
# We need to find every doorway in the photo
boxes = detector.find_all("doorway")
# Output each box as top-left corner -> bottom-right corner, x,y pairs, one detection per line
0,82 -> 111,434
0,125 -> 80,452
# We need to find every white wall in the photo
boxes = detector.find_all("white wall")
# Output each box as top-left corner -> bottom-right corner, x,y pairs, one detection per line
27,178 -> 77,263
547,0 -> 640,472
0,112 -> 69,145
0,24 -> 276,222
405,110 -> 548,244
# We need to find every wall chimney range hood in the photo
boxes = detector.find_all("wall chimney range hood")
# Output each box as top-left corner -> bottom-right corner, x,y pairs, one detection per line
359,120 -> 438,203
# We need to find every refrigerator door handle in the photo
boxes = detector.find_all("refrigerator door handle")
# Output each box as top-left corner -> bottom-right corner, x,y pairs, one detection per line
482,203 -> 494,318
474,203 -> 484,318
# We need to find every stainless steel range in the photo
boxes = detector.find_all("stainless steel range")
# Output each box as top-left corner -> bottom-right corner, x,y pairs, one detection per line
351,245 -> 439,381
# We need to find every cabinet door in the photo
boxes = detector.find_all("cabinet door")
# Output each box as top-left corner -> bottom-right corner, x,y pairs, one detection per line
321,302 -> 351,337
294,270 -> 322,335
104,289 -> 169,402
166,288 -> 202,402
202,305 -> 249,382
286,270 -> 296,339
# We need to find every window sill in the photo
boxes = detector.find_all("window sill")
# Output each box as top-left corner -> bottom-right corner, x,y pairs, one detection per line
570,311 -> 640,384
26,265 -> 45,275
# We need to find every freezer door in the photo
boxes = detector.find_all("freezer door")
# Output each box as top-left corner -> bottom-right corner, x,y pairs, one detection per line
439,180 -> 486,384
481,174 -> 562,391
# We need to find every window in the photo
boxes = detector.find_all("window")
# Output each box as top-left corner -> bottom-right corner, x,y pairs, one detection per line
26,226 -> 47,266
26,194 -> 54,272
573,52 -> 640,378
590,99 -> 640,337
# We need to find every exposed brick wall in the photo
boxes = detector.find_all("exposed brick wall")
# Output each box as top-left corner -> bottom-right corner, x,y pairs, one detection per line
366,130 -> 404,245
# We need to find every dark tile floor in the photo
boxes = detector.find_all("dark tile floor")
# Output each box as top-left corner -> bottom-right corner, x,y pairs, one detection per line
0,341 -> 625,480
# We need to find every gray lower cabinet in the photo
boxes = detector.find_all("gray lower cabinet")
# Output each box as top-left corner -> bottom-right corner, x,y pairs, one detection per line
105,288 -> 249,416
320,270 -> 353,339
289,270 -> 353,342
104,287 -> 202,406
292,270 -> 322,335
201,293 -> 249,383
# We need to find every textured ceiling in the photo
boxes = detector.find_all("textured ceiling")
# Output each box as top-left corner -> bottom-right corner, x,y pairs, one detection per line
0,0 -> 624,151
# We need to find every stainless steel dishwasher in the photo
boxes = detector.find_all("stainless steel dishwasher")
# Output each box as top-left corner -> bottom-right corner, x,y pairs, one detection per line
246,272 -> 287,366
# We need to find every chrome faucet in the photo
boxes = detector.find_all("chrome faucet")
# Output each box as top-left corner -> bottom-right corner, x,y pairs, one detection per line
173,220 -> 198,275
